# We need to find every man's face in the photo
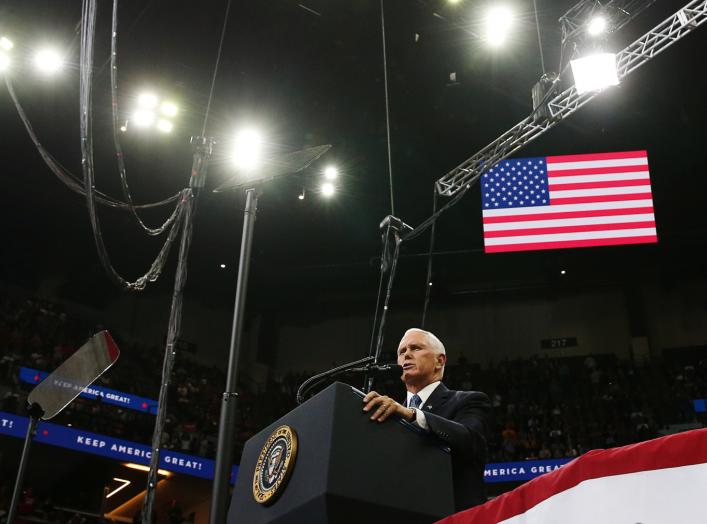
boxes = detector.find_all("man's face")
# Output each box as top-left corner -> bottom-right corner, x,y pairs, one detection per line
396,331 -> 445,388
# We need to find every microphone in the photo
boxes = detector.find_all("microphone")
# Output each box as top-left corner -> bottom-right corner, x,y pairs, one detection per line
347,362 -> 402,374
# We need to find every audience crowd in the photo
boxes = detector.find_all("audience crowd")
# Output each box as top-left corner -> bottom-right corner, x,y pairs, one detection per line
1,292 -> 706,523
1,294 -> 705,463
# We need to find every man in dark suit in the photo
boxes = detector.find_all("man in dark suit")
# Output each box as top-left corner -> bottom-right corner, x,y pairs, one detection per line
362,328 -> 491,511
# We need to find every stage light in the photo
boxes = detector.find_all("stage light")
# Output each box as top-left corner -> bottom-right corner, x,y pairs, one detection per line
33,48 -> 63,75
233,128 -> 263,171
587,16 -> 608,36
160,101 -> 178,117
0,53 -> 10,72
138,92 -> 158,109
220,263 -> 226,269
321,182 -> 335,197
123,463 -> 170,476
0,36 -> 13,51
120,122 -> 128,132
133,109 -> 156,128
298,189 -> 305,200
324,166 -> 338,180
484,6 -> 514,47
156,119 -> 174,133
570,52 -> 619,94
560,270 -> 567,275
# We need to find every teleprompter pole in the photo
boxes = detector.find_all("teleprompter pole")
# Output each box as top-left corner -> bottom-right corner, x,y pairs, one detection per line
7,403 -> 44,524
210,187 -> 259,524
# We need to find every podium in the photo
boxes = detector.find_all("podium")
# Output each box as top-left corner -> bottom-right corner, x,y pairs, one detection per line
227,382 -> 455,524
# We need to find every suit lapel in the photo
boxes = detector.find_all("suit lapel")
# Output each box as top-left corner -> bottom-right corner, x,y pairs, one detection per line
423,382 -> 450,413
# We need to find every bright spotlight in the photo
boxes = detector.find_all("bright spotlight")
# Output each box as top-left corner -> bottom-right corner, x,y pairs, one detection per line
233,129 -> 263,171
160,101 -> 178,117
0,53 -> 10,72
324,166 -> 338,180
133,109 -> 156,128
34,48 -> 63,75
484,6 -> 514,47
587,16 -> 608,36
570,52 -> 619,94
0,37 -> 13,51
138,92 -> 159,109
156,119 -> 174,133
321,182 -> 335,197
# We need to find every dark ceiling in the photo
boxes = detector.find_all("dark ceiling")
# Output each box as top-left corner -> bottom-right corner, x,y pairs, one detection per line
1,0 -> 706,320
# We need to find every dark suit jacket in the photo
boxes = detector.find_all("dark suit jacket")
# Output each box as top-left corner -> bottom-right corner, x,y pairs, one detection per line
419,382 -> 491,512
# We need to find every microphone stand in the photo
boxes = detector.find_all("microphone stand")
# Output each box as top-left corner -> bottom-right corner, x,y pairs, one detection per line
365,215 -> 413,393
296,356 -> 375,404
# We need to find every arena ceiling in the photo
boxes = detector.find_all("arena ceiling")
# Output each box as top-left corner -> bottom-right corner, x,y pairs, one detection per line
2,0 -> 706,317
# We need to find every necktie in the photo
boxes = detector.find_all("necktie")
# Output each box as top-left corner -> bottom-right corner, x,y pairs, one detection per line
409,394 -> 422,409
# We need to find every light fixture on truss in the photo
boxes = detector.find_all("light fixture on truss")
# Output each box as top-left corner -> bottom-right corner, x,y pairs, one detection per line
436,0 -> 707,197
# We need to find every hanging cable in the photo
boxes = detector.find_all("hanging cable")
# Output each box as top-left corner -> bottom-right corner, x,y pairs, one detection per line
402,183 -> 471,243
201,0 -> 232,136
4,77 -> 181,210
142,189 -> 196,524
380,0 -> 396,216
110,0 -> 183,235
533,0 -> 546,75
420,189 -> 438,328
80,0 -> 187,291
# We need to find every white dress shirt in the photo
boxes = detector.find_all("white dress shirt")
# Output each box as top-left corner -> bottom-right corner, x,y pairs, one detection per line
405,380 -> 441,431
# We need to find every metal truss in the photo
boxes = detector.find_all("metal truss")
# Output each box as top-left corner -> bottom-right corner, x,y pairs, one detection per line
436,0 -> 707,197
559,0 -> 657,48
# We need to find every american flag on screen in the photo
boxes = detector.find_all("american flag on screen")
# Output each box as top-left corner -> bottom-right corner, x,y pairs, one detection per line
481,150 -> 657,253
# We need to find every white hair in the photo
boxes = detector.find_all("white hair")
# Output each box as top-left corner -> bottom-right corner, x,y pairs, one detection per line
404,328 -> 446,356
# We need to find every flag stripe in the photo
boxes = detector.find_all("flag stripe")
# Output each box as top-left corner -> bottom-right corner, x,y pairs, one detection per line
546,157 -> 648,171
482,201 -> 654,219
548,171 -> 650,184
483,207 -> 655,224
551,193 -> 652,205
546,150 -> 647,163
546,166 -> 650,177
549,186 -> 652,198
485,235 -> 658,253
483,214 -> 655,231
484,227 -> 657,246
484,221 -> 656,238
548,179 -> 651,191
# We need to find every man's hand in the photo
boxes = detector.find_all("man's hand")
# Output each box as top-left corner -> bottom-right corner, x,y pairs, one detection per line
362,391 -> 414,423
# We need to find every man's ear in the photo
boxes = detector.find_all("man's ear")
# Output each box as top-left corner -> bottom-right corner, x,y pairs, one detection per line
436,353 -> 447,370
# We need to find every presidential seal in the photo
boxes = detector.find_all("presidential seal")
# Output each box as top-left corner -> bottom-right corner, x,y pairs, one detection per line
252,425 -> 298,505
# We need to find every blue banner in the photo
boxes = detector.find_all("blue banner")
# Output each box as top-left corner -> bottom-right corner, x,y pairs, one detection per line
0,412 -> 238,483
483,458 -> 572,483
19,367 -> 158,415
694,398 -> 707,413
2,411 -> 570,485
